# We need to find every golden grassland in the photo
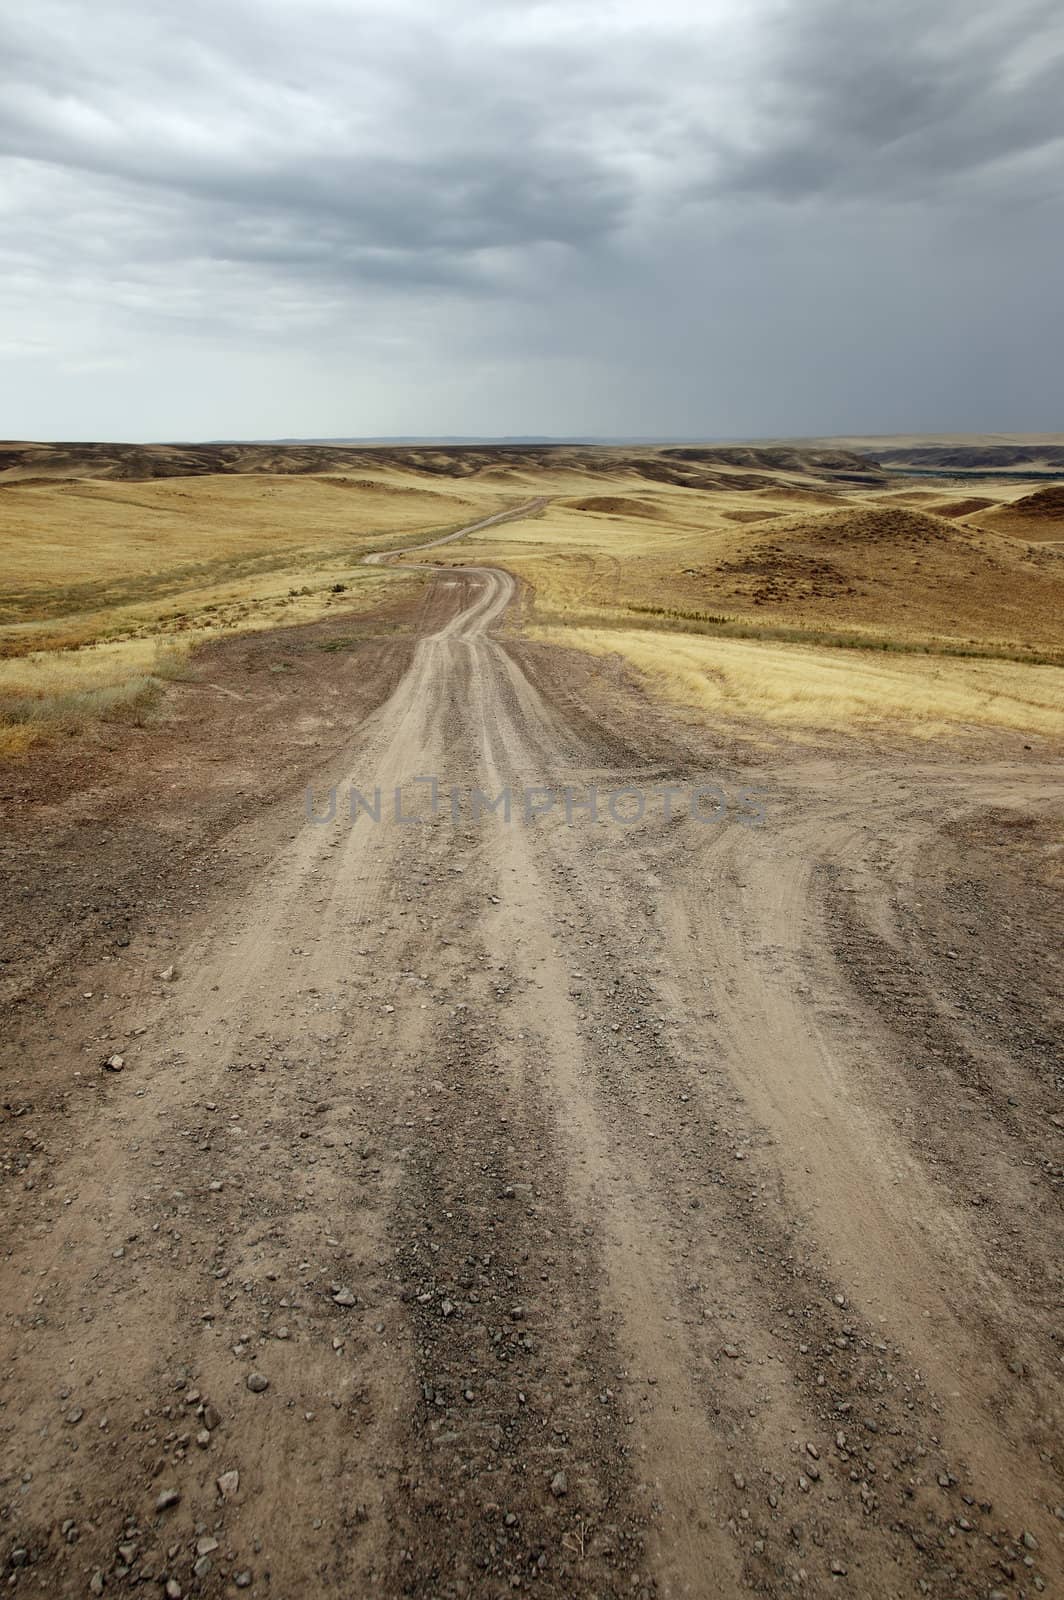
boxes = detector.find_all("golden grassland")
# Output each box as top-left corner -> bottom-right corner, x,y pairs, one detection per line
433,489 -> 1064,651
0,470 -> 515,753
3,453 -> 1063,751
423,474 -> 1064,739
532,625 -> 1064,738
0,471 -> 504,641
0,638 -> 193,757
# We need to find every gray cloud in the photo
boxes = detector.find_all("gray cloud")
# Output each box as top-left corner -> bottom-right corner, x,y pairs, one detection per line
718,0 -> 1064,202
1,0 -> 1062,438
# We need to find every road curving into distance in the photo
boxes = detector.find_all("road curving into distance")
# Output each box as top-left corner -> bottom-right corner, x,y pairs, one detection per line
1,497 -> 1060,1598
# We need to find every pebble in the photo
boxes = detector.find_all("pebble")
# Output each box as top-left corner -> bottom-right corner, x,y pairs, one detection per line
105,1055 -> 125,1072
159,965 -> 176,982
722,1343 -> 740,1359
332,1288 -> 357,1307
217,1470 -> 240,1500
550,1470 -> 568,1498
235,1574 -> 252,1589
156,1488 -> 181,1511
246,1373 -> 269,1393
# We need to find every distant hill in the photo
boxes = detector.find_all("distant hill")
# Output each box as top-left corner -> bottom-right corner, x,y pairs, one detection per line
723,435 -> 1064,479
859,444 -> 1064,474
974,484 -> 1064,542
0,439 -> 883,489
701,503 -> 1064,648
213,435 -> 737,447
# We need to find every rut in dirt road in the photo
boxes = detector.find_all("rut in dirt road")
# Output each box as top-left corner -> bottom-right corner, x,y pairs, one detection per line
1,509 -> 1061,1600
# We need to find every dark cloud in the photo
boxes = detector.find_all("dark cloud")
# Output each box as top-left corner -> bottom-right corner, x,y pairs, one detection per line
718,0 -> 1064,202
0,0 -> 1061,438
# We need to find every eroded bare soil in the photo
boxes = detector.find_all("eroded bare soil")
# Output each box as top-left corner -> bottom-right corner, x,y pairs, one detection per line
1,555 -> 1062,1599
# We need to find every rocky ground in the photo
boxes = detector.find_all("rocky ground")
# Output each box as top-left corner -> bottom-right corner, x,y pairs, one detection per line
1,551 -> 1061,1599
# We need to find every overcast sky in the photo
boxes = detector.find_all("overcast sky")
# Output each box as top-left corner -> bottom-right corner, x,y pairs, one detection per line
2,0 -> 1062,441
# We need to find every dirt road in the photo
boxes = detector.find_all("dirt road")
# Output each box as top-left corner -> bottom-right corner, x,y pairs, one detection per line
2,508 -> 1061,1599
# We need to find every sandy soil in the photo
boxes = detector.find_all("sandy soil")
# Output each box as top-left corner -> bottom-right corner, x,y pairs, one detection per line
1,510 -> 1061,1599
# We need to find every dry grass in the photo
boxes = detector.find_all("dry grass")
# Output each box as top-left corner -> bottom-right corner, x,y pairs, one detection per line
0,637 -> 193,755
0,470 -> 509,752
973,485 -> 1064,543
0,472 -> 502,636
535,625 -> 1064,739
6,453 -> 1063,749
434,492 -> 1064,654
423,475 -> 1064,737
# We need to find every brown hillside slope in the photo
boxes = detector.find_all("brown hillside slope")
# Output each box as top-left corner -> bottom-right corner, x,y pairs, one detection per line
686,505 -> 1064,648
440,494 -> 1064,658
925,496 -> 996,519
975,484 -> 1064,542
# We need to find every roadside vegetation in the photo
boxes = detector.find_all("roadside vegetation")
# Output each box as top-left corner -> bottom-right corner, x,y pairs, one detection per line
3,446 -> 1062,751
0,638 -> 192,757
531,624 -> 1064,737
0,471 -> 505,752
425,479 -> 1064,739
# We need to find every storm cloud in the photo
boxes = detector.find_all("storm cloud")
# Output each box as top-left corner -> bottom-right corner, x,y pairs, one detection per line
1,0 -> 1062,439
